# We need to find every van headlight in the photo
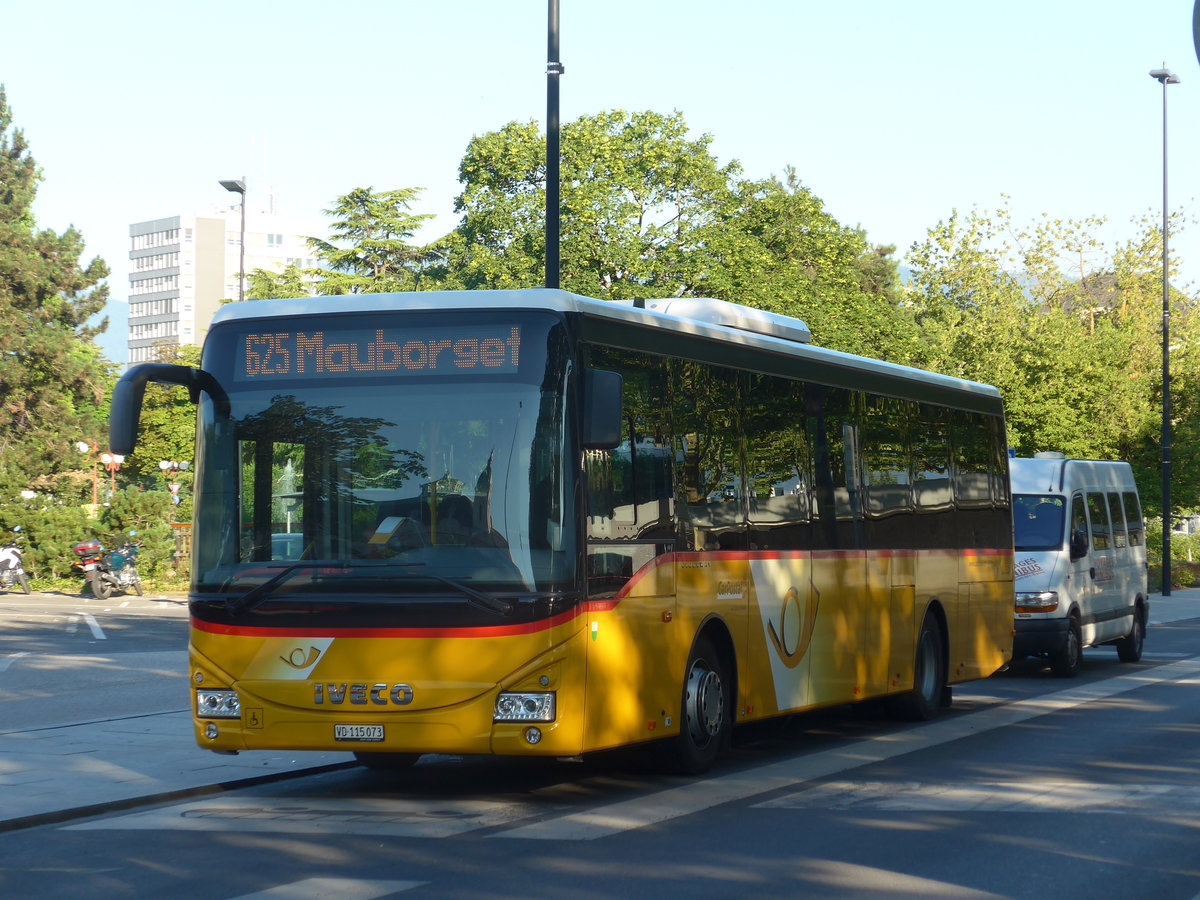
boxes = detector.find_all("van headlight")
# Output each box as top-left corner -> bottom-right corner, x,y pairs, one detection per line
494,691 -> 555,722
1015,591 -> 1059,613
196,689 -> 241,718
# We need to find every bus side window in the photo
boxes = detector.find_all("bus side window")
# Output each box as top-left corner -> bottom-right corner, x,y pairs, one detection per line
1107,492 -> 1127,548
912,405 -> 952,512
1123,492 -> 1144,546
584,349 -> 676,597
861,396 -> 912,518
746,373 -> 811,551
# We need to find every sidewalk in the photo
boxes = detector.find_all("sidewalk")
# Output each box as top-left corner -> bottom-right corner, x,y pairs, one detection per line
2,589 -> 1198,833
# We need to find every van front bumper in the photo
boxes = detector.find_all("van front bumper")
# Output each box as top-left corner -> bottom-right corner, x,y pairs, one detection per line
1012,617 -> 1071,659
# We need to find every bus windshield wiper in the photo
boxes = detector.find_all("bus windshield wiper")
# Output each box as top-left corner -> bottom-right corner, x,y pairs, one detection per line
226,564 -> 307,615
225,562 -> 514,617
369,571 -> 515,617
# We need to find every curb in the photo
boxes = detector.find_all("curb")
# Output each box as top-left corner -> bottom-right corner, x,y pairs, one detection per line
0,760 -> 359,835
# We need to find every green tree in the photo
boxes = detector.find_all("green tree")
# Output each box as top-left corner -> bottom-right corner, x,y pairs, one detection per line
905,203 -> 1200,516
437,110 -> 911,360
0,87 -> 114,499
247,187 -> 438,298
442,110 -> 740,298
246,261 -> 313,300
699,168 -> 915,359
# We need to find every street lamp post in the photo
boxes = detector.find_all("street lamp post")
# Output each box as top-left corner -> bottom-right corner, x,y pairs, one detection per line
219,178 -> 247,303
75,441 -> 99,507
159,460 -> 190,512
1150,66 -> 1180,597
100,453 -> 124,499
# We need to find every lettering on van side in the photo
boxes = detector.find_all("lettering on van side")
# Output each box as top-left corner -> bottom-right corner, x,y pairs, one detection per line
1014,557 -> 1044,579
313,683 -> 415,706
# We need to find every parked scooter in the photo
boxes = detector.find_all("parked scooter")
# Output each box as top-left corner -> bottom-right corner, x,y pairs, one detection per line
72,533 -> 142,599
0,526 -> 30,594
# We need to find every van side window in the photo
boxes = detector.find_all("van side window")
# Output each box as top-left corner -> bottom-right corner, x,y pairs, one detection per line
1070,495 -> 1089,553
1123,492 -> 1144,546
1106,493 -> 1127,548
1086,492 -> 1110,550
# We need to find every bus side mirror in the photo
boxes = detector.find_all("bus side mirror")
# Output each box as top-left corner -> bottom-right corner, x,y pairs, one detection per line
110,363 -> 229,455
1069,530 -> 1089,560
582,369 -> 623,450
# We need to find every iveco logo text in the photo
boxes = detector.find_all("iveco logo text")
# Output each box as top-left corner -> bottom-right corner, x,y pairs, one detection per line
313,683 -> 414,705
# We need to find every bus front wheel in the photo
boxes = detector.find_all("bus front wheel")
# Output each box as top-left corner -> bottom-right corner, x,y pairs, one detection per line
667,633 -> 730,775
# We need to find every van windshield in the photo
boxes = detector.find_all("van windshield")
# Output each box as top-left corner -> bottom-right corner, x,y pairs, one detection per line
1014,494 -> 1065,551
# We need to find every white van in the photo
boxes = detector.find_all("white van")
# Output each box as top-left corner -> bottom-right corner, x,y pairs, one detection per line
1010,453 -> 1149,676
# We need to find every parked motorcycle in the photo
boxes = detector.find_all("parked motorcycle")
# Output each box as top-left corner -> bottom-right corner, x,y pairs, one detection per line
72,534 -> 142,599
0,527 -> 30,594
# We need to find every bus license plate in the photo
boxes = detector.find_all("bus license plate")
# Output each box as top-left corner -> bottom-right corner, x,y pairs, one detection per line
334,724 -> 384,742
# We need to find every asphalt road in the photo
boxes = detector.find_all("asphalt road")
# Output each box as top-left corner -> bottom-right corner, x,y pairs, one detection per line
3,592 -> 1200,899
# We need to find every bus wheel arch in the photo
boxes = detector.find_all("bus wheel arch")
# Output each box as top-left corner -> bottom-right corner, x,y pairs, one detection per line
667,618 -> 735,775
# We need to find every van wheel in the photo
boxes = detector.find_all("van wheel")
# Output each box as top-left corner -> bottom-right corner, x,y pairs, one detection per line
1051,617 -> 1082,677
666,633 -> 730,775
1116,606 -> 1145,663
891,613 -> 946,721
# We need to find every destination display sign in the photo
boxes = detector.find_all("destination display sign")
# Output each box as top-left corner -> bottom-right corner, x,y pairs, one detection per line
236,325 -> 522,381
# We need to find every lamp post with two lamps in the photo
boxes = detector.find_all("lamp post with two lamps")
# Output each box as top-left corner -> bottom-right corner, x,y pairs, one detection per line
159,459 -> 190,518
1150,65 -> 1180,597
101,453 -> 124,499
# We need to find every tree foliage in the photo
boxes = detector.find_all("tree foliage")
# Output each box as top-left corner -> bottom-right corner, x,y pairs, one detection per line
435,109 -> 908,359
905,202 -> 1199,514
247,187 -> 438,298
0,87 -> 115,500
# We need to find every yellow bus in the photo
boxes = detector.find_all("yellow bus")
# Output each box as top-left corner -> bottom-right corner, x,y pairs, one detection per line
110,289 -> 1013,774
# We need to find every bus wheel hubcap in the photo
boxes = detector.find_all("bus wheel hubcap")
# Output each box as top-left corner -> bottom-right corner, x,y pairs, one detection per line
686,662 -> 723,745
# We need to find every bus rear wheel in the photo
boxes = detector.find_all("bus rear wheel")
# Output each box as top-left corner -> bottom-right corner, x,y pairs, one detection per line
892,613 -> 946,721
667,633 -> 730,775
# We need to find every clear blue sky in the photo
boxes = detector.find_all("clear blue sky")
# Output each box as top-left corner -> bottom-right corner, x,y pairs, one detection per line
5,1 -> 1199,362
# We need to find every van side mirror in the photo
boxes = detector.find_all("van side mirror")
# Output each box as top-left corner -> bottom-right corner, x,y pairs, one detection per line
1069,529 -> 1089,560
581,369 -> 622,450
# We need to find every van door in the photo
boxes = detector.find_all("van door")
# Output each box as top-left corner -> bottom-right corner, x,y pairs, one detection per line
1106,492 -> 1135,636
1084,491 -> 1118,642
1067,494 -> 1094,638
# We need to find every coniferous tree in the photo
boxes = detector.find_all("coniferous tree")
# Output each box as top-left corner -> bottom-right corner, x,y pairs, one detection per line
0,86 -> 114,498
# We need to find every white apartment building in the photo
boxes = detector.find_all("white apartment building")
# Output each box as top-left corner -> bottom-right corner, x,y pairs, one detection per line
127,204 -> 317,365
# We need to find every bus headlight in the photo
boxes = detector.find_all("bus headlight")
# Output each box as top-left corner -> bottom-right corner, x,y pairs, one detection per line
196,689 -> 241,718
1015,591 -> 1059,613
494,691 -> 556,723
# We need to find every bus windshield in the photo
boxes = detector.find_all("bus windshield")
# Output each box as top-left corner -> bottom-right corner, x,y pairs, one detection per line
1013,494 -> 1065,551
191,311 -> 574,599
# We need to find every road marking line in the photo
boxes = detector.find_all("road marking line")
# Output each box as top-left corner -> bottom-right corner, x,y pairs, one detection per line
493,655 -> 1200,841
65,615 -> 78,634
0,651 -> 28,672
225,878 -> 425,900
82,613 -> 106,640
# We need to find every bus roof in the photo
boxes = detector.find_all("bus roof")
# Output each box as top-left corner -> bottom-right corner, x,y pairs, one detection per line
208,289 -> 1002,407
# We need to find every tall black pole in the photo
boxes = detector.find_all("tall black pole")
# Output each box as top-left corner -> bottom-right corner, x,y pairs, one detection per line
546,0 -> 562,289
238,179 -> 247,304
1151,67 -> 1178,596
